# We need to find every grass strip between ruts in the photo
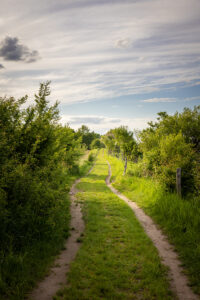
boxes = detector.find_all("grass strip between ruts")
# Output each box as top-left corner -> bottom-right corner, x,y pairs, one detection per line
55,152 -> 173,300
107,154 -> 200,296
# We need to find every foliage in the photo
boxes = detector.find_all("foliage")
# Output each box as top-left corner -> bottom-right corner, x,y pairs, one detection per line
112,126 -> 138,161
103,106 -> 200,195
88,153 -> 95,162
91,138 -> 105,149
0,82 -> 83,299
102,131 -> 118,155
103,126 -> 138,174
149,107 -> 200,151
76,125 -> 100,150
139,107 -> 200,195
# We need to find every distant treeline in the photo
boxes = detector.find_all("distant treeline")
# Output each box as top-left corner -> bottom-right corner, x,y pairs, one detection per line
103,106 -> 200,196
75,124 -> 104,150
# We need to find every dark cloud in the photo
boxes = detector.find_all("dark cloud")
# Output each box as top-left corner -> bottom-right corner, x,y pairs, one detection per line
115,39 -> 130,49
0,63 -> 4,69
0,36 -> 39,63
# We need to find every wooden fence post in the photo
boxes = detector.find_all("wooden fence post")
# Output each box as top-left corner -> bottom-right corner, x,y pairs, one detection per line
176,168 -> 181,197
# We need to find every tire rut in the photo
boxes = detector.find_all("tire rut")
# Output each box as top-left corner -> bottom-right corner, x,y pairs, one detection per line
106,161 -> 198,300
28,178 -> 85,300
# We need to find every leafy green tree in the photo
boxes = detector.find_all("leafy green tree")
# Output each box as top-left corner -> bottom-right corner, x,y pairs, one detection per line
139,107 -> 200,194
76,125 -> 100,149
91,138 -> 105,149
113,126 -> 137,174
147,106 -> 200,151
102,130 -> 119,156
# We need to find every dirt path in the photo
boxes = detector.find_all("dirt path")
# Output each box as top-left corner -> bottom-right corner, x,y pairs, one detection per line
106,162 -> 198,300
29,178 -> 85,300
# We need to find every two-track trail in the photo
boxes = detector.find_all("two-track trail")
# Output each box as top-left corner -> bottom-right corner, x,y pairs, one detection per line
54,158 -> 176,299
29,178 -> 85,300
29,156 -> 198,300
106,161 -> 198,300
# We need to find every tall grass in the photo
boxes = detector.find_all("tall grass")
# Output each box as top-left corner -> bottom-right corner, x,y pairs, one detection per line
0,153 -> 94,300
107,154 -> 200,295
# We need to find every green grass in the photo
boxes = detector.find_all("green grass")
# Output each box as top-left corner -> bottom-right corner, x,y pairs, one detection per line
79,150 -> 90,165
79,149 -> 98,176
0,153 -> 94,300
107,154 -> 200,295
55,152 -> 173,300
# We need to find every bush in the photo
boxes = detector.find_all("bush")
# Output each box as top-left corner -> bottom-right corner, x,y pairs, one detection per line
0,82 -> 82,299
91,138 -> 105,149
139,107 -> 200,196
88,153 -> 95,162
158,133 -> 195,193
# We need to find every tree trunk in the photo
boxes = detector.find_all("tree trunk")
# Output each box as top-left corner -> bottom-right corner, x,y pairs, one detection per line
123,156 -> 127,175
176,168 -> 181,197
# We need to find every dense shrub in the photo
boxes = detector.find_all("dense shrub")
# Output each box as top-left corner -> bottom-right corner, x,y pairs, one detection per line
104,106 -> 200,196
0,82 -> 82,299
139,107 -> 200,195
91,138 -> 105,149
88,152 -> 95,162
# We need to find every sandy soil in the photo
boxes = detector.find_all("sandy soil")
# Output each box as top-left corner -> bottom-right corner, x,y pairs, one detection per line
106,162 -> 198,300
28,178 -> 84,300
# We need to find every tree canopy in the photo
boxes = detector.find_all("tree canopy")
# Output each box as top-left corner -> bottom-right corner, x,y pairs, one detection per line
103,106 -> 200,195
76,125 -> 100,149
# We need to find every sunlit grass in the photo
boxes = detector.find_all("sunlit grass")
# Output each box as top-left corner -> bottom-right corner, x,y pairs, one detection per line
107,154 -> 200,295
55,153 -> 172,299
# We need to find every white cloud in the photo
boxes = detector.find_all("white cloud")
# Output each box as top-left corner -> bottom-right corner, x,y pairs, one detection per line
60,114 -> 154,134
193,81 -> 200,86
0,0 -> 200,105
64,115 -> 120,125
183,96 -> 200,101
141,97 -> 177,103
141,96 -> 200,103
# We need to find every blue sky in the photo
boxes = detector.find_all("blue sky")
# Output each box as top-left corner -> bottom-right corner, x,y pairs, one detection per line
0,0 -> 200,133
